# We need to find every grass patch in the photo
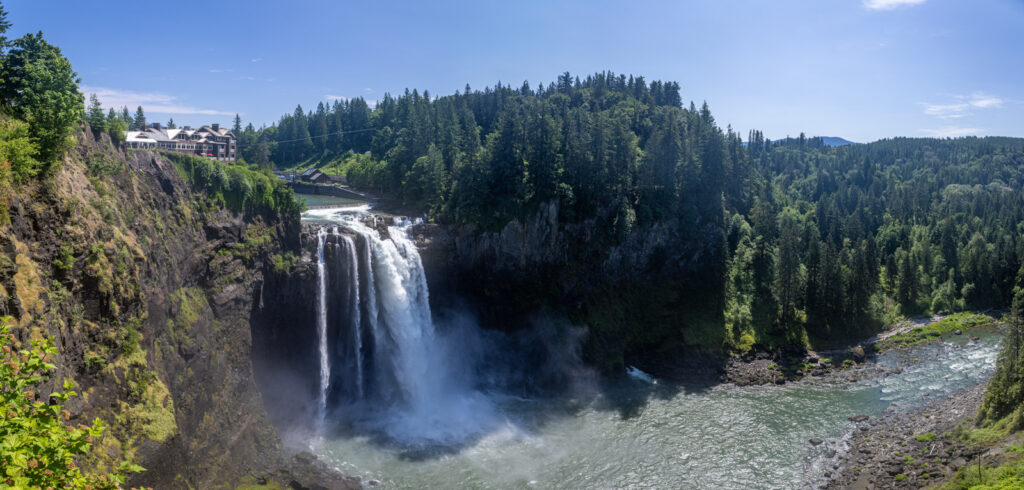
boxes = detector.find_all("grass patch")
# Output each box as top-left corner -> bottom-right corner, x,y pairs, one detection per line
943,452 -> 1024,489
880,312 -> 996,350
915,432 -> 938,443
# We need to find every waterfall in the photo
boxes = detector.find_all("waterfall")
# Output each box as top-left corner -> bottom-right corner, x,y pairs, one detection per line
341,235 -> 363,398
311,212 -> 495,445
315,227 -> 330,428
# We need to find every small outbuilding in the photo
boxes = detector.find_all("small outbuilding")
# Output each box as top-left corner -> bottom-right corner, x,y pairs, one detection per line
301,168 -> 330,184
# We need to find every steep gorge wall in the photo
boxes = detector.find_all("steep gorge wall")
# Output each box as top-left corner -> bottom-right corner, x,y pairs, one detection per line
412,200 -> 728,373
0,129 -> 353,489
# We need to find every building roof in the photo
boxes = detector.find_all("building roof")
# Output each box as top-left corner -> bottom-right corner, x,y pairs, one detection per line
125,131 -> 157,143
125,124 -> 234,146
196,125 -> 235,138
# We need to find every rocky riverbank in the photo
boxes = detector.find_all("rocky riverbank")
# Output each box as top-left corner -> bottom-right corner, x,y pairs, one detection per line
824,383 -> 988,489
721,346 -> 868,386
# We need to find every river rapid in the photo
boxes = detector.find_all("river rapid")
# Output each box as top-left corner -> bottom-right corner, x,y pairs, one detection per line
301,207 -> 1001,489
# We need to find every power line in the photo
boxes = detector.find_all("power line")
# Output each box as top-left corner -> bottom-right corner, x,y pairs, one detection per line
269,127 -> 378,144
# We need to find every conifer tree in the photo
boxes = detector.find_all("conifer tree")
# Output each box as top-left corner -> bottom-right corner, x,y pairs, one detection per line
86,94 -> 106,133
133,106 -> 146,130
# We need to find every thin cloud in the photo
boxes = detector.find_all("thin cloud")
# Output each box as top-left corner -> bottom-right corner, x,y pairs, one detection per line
920,92 -> 1005,119
863,0 -> 926,10
208,68 -> 232,73
921,126 -> 983,138
921,102 -> 970,119
82,85 -> 233,116
967,92 -> 1004,108
251,57 -> 263,63
235,76 -> 275,82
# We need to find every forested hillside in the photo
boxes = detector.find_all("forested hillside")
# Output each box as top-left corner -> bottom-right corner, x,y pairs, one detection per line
238,72 -> 1024,352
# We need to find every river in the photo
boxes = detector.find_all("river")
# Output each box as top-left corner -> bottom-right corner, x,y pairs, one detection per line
301,206 -> 1001,489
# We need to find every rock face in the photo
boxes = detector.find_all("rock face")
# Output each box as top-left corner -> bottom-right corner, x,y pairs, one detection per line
0,129 -> 355,489
412,199 -> 728,373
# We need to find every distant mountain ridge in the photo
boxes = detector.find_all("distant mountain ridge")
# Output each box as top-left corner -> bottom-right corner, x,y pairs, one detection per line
819,136 -> 859,147
767,136 -> 860,147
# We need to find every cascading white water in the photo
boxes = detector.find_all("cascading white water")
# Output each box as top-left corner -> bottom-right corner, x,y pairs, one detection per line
315,227 -> 331,429
341,235 -> 363,398
312,211 -> 496,445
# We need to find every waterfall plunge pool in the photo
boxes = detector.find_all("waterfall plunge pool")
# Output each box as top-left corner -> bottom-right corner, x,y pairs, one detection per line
299,207 -> 1001,489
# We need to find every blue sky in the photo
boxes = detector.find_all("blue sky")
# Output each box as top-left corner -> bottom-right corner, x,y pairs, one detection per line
9,0 -> 1023,142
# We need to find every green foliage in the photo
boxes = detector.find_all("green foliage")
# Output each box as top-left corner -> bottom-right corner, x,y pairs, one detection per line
914,432 -> 937,442
106,109 -> 127,144
132,106 -> 145,131
250,71 -> 1024,357
120,315 -> 142,355
978,277 -> 1024,426
0,115 -> 40,184
164,152 -> 303,217
87,154 -> 123,176
0,32 -> 83,166
943,439 -> 1024,489
880,313 -> 996,350
87,93 -> 107,134
0,317 -> 143,487
52,243 -> 75,275
271,252 -> 297,273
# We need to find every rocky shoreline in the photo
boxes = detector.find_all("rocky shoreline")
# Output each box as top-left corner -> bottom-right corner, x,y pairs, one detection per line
722,346 -> 868,386
823,383 -> 988,489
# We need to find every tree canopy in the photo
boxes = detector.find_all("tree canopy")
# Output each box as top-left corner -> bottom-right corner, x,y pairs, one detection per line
238,71 -> 1024,350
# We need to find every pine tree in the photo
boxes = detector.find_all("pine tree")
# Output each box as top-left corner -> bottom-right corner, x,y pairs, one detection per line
233,113 -> 242,134
775,210 -> 803,327
0,32 -> 84,164
86,94 -> 106,133
0,2 -> 10,48
166,118 -> 176,129
134,106 -> 146,130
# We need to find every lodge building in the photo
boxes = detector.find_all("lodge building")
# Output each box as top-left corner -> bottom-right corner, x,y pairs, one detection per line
125,123 -> 237,162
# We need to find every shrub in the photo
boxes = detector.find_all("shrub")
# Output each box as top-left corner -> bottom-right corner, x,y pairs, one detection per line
914,432 -> 937,442
164,152 -> 304,217
0,116 -> 41,184
0,316 -> 143,487
272,252 -> 297,273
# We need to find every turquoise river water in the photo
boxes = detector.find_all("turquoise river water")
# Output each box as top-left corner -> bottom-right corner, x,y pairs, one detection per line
312,332 -> 1000,489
